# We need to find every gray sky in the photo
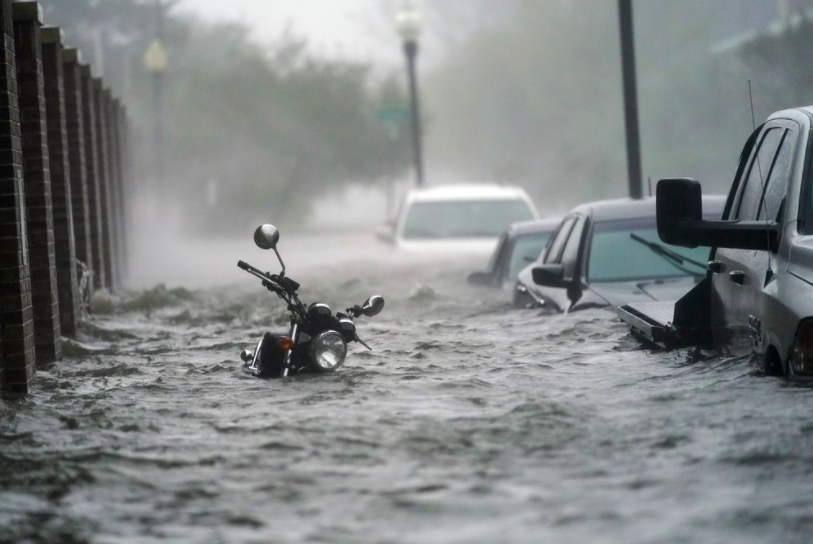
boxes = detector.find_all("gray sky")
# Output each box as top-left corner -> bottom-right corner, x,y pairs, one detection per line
177,0 -> 402,65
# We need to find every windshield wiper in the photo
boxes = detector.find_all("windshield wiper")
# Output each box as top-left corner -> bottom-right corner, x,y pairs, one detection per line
629,233 -> 707,276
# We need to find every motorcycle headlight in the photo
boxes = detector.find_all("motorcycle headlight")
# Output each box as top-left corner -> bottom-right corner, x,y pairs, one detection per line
310,330 -> 347,372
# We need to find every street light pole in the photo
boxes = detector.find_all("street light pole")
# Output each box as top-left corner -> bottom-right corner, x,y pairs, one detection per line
618,0 -> 643,200
144,0 -> 168,186
396,1 -> 425,187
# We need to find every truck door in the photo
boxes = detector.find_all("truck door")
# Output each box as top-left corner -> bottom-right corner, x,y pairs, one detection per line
710,120 -> 798,353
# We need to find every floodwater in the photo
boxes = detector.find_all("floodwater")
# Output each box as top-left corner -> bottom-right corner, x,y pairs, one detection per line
2,231 -> 813,544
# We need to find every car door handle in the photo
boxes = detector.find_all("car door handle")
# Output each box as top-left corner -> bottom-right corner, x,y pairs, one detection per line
729,270 -> 745,285
707,260 -> 722,273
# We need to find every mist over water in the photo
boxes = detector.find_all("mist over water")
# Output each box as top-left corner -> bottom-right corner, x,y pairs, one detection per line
3,232 -> 813,543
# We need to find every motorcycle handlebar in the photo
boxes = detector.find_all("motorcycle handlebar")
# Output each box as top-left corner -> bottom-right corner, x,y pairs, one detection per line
237,260 -> 283,291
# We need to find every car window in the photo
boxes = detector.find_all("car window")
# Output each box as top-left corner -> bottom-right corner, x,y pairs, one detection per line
402,200 -> 534,239
544,217 -> 576,264
506,232 -> 552,281
736,127 -> 784,220
561,217 -> 585,280
758,128 -> 796,222
588,218 -> 709,282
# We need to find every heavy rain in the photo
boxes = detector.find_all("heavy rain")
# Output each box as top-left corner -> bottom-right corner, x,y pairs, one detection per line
2,1 -> 813,543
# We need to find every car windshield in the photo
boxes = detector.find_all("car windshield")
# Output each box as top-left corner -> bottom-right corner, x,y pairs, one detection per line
403,200 -> 535,239
506,233 -> 552,281
588,219 -> 709,282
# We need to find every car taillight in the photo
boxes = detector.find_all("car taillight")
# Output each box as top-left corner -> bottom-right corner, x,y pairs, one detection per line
789,319 -> 813,377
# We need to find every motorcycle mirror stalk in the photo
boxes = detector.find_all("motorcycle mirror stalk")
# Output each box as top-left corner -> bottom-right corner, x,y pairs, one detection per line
254,224 -> 286,278
347,295 -> 386,318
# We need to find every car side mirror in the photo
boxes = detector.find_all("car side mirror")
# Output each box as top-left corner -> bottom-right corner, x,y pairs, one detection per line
657,178 -> 779,251
531,264 -> 570,288
467,271 -> 494,287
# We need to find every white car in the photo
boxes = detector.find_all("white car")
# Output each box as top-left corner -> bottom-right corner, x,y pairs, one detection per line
378,184 -> 538,256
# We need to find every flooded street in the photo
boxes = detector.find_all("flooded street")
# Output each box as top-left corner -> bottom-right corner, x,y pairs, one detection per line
2,232 -> 813,544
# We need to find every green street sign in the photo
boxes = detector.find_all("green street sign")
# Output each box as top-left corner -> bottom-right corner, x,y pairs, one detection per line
375,107 -> 410,124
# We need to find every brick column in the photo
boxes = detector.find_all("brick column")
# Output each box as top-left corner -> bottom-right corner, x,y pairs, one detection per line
0,0 -> 35,395
13,1 -> 60,364
63,48 -> 91,299
93,80 -> 114,290
79,63 -> 104,289
106,94 -> 123,287
116,103 -> 130,281
41,26 -> 78,337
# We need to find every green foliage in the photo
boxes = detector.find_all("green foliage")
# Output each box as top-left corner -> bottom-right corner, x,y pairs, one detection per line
40,0 -> 412,234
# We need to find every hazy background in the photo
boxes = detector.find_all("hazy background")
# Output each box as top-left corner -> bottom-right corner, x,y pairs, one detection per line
39,1 -> 813,238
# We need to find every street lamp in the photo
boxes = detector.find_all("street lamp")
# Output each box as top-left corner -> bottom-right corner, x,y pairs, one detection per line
144,0 -> 168,186
396,0 -> 425,187
144,38 -> 167,186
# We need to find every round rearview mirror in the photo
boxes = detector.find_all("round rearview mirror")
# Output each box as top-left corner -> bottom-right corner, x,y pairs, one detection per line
254,224 -> 280,250
361,295 -> 385,317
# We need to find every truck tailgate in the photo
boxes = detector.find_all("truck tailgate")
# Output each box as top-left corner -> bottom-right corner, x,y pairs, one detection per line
617,301 -> 677,348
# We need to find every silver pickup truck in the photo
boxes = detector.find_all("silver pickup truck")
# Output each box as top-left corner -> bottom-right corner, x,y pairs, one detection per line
618,107 -> 813,380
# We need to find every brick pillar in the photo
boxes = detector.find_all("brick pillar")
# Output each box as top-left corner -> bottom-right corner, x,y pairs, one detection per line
41,26 -> 78,337
79,63 -> 104,290
63,48 -> 91,299
0,0 -> 35,395
106,94 -> 123,287
116,104 -> 130,281
13,1 -> 60,364
93,81 -> 114,290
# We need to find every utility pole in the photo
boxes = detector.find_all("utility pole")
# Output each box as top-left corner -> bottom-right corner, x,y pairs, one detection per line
618,0 -> 643,200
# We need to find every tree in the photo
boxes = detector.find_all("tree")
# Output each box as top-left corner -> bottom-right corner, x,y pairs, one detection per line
39,1 -> 412,233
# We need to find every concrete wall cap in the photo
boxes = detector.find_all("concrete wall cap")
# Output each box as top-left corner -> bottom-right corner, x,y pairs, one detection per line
11,2 -> 43,23
63,48 -> 82,64
41,26 -> 63,45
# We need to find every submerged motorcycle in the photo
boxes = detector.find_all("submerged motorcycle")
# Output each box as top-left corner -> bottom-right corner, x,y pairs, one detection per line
237,224 -> 385,378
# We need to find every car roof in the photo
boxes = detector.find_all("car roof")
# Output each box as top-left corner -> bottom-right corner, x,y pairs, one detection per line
507,217 -> 562,236
568,195 -> 727,222
406,183 -> 532,202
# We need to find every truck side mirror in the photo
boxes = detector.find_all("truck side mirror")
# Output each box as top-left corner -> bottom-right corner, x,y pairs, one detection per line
656,178 -> 779,252
657,178 -> 702,245
532,264 -> 570,288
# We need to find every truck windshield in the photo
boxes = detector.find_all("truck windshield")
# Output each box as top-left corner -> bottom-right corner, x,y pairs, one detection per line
403,200 -> 534,239
588,219 -> 710,282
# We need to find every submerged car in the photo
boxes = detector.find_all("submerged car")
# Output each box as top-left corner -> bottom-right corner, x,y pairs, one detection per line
377,184 -> 538,257
468,218 -> 560,291
619,107 -> 813,379
514,196 -> 726,311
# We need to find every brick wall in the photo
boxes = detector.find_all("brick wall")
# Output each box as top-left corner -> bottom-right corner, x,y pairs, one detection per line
62,48 -> 91,296
41,26 -> 78,337
13,1 -> 61,364
79,63 -> 104,290
0,0 -> 35,395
